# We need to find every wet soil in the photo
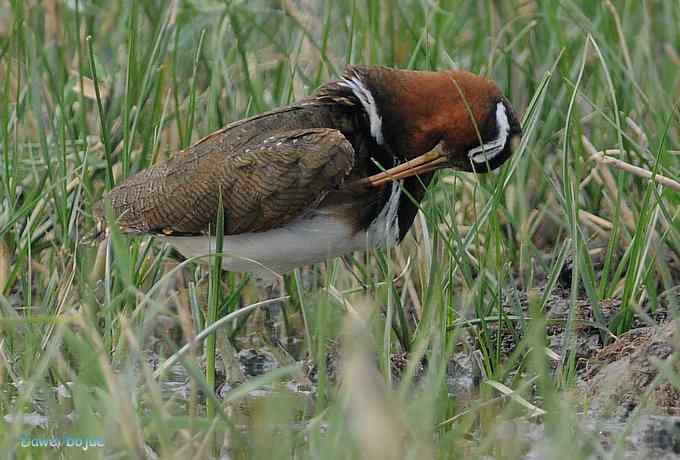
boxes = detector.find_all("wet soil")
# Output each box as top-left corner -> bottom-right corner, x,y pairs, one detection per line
138,279 -> 678,458
5,271 -> 679,458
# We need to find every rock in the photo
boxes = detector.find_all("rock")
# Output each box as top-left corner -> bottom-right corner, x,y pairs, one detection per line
579,322 -> 679,417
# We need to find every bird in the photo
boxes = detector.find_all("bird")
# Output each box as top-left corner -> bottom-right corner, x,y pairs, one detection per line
93,65 -> 521,278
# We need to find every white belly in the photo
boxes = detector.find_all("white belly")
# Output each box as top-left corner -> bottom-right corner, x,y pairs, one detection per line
155,185 -> 402,277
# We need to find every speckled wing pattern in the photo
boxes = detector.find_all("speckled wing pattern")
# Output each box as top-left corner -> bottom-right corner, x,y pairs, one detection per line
96,128 -> 355,236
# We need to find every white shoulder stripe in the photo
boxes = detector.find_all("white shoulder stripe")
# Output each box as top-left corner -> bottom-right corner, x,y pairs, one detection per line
339,76 -> 384,145
468,103 -> 510,164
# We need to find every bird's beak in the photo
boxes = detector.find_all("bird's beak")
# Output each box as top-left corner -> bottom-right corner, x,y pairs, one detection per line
354,143 -> 448,188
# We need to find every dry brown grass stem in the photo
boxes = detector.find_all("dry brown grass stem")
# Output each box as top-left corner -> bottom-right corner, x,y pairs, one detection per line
578,209 -> 613,238
394,246 -> 422,320
604,0 -> 635,80
625,117 -> 649,152
581,136 -> 637,231
0,239 -> 8,294
584,140 -> 680,194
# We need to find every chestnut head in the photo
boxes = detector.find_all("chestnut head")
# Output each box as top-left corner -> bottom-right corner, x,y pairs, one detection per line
345,66 -> 522,186
435,71 -> 522,173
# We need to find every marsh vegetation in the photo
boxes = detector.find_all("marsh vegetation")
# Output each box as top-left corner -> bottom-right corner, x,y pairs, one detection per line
1,1 -> 679,458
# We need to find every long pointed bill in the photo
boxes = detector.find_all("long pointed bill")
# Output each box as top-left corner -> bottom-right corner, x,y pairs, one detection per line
352,145 -> 448,188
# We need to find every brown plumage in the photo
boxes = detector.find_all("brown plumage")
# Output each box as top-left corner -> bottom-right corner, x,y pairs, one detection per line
94,65 -> 521,276
95,129 -> 354,235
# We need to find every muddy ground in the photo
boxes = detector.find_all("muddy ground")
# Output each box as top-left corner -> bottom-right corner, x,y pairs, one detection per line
142,276 -> 680,459
5,266 -> 679,458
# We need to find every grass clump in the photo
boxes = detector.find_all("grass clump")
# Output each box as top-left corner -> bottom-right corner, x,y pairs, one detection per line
0,1 -> 679,458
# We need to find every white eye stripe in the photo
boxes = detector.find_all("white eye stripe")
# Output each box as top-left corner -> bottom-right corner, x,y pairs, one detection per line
339,76 -> 384,145
468,102 -> 510,164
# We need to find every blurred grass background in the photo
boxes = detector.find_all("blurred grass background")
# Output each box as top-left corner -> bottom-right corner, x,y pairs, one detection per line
0,0 -> 679,458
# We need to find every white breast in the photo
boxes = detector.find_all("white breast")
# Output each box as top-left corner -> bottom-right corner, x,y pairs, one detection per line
156,184 -> 402,278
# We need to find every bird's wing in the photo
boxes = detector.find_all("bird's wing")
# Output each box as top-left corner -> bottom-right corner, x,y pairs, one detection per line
96,128 -> 355,236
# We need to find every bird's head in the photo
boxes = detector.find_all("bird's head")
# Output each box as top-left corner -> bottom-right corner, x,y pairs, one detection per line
339,66 -> 522,185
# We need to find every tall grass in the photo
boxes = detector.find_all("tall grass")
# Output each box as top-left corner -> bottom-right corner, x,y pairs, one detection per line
0,0 -> 678,458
